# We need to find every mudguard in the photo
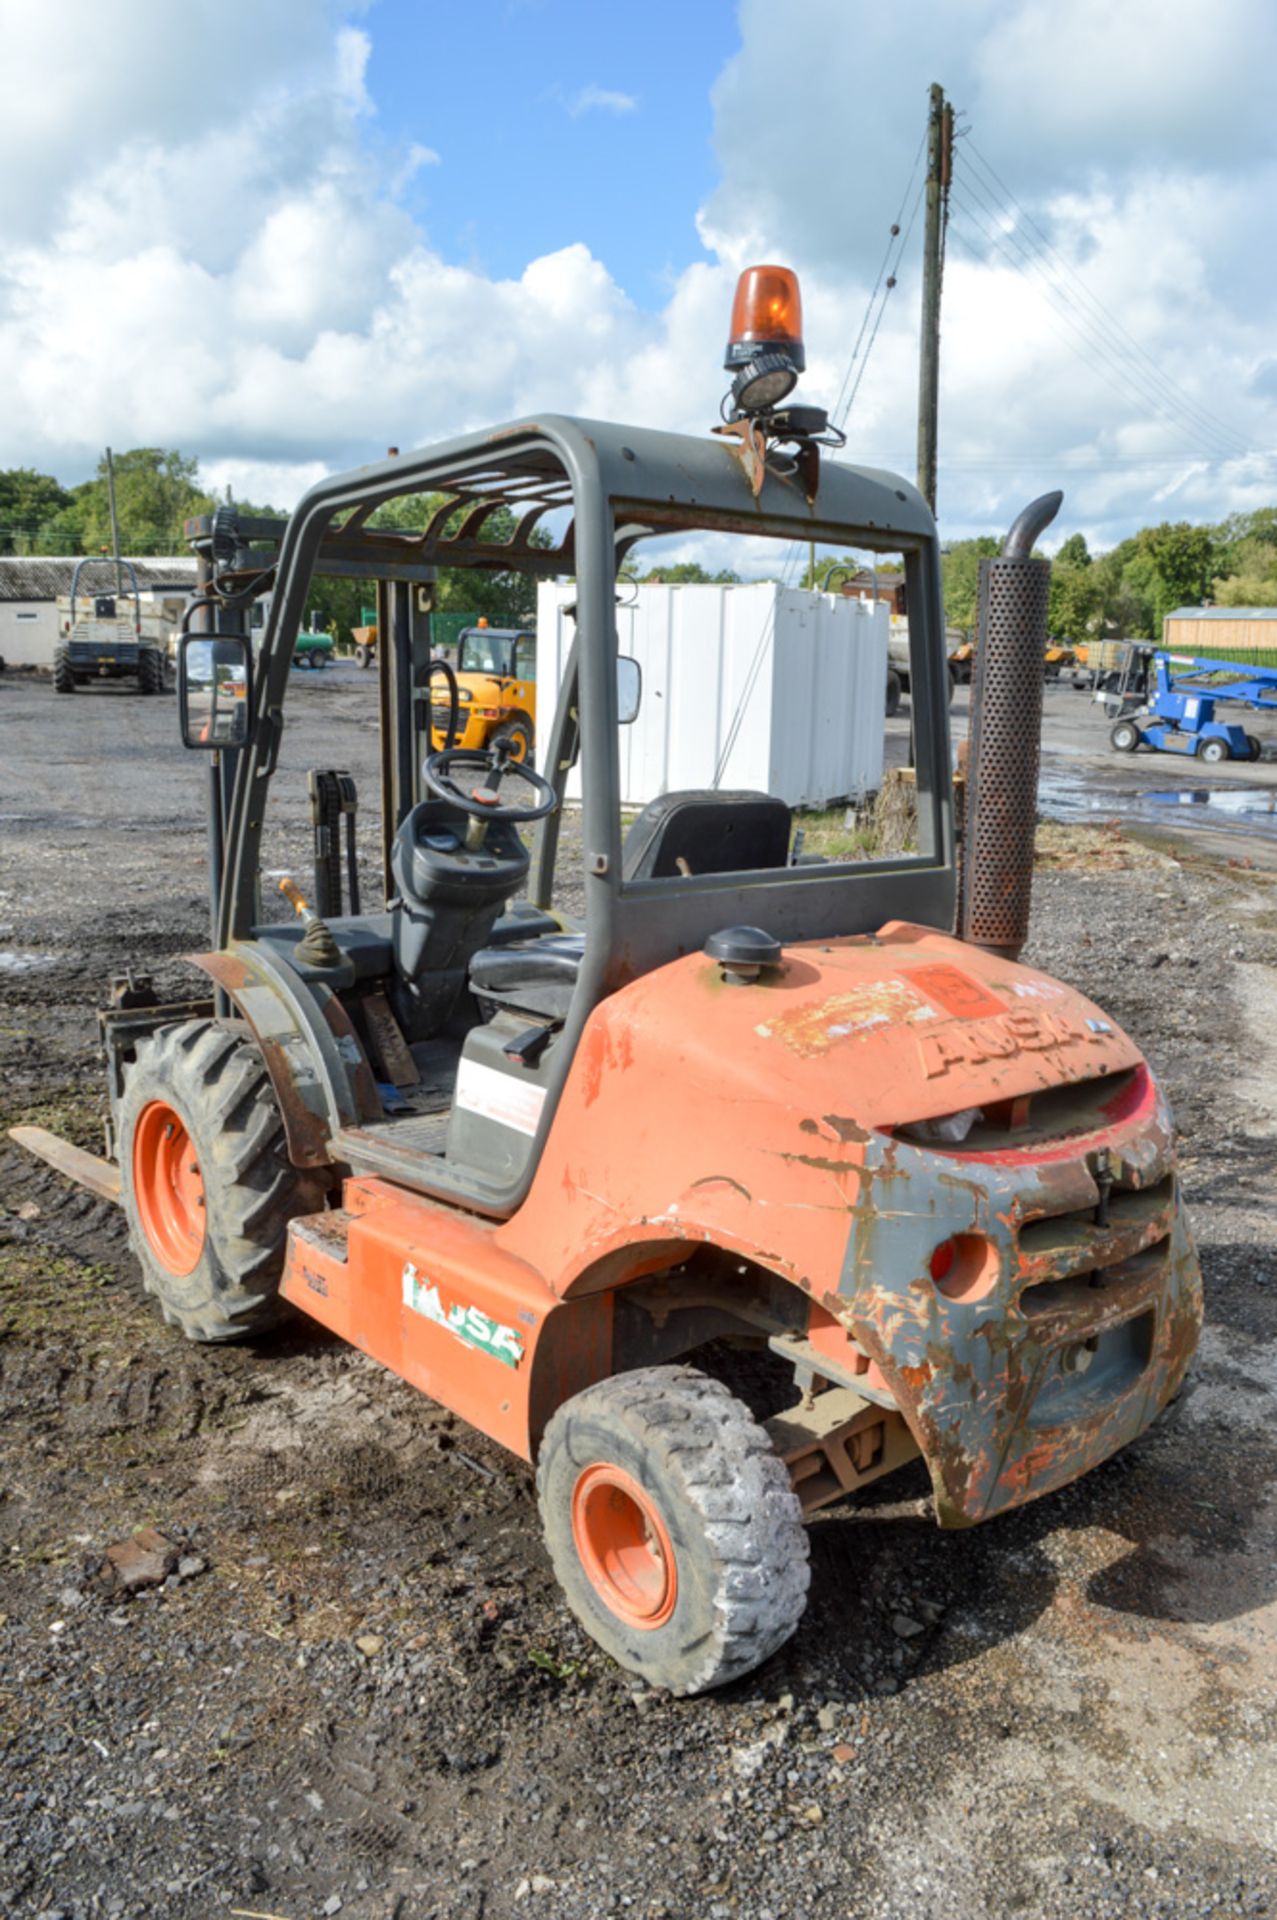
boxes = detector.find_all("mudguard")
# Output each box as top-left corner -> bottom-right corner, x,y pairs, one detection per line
186,942 -> 381,1167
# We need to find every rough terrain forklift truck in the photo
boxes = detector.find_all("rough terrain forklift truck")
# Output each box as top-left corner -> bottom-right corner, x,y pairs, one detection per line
16,266 -> 1202,1694
430,620 -> 538,763
53,555 -> 170,695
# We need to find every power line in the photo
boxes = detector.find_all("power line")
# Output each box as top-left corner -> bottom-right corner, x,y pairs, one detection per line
951,174 -> 1247,466
838,179 -> 926,432
947,184 -> 1262,467
876,448 -> 1277,472
962,136 -> 1254,459
830,130 -> 926,427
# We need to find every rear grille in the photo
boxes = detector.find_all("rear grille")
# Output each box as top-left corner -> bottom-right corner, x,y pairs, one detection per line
1017,1172 -> 1174,1264
1019,1236 -> 1170,1318
1014,1158 -> 1176,1338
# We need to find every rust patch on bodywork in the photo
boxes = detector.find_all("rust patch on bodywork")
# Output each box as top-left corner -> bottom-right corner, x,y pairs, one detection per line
185,949 -> 377,1167
192,951 -> 330,1165
835,1070 -> 1203,1527
712,417 -> 770,498
321,994 -> 382,1123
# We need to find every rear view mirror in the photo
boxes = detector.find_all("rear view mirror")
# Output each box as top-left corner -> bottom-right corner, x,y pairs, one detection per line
618,654 -> 641,725
179,634 -> 254,749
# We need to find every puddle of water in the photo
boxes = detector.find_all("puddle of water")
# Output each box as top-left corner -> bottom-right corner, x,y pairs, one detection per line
0,951 -> 58,974
1038,768 -> 1277,840
1038,769 -> 1137,821
1147,787 -> 1277,818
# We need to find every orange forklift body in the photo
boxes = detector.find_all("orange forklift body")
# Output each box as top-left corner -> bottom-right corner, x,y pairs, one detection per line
280,919 -> 1199,1527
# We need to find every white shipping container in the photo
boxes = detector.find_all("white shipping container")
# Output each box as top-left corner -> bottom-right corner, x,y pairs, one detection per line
535,581 -> 888,809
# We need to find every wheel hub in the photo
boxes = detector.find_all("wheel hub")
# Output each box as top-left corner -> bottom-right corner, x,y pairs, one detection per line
570,1463 -> 679,1630
133,1099 -> 206,1276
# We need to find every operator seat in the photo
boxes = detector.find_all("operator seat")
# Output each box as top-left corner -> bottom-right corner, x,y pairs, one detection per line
467,790 -> 793,1022
389,797 -> 531,1033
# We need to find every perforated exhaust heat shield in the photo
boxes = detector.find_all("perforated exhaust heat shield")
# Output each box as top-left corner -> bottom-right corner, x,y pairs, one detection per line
960,491 -> 1062,958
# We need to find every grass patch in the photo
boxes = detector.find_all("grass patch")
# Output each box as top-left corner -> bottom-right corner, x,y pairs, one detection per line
793,805 -> 893,861
0,1092 -> 104,1151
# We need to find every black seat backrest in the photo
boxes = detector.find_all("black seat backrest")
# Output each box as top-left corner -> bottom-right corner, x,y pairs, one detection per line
621,790 -> 792,882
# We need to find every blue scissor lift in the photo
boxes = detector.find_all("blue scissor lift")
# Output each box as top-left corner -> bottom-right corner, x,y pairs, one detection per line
1108,651 -> 1277,763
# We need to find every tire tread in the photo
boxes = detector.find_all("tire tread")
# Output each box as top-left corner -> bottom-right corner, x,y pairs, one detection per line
537,1364 -> 809,1696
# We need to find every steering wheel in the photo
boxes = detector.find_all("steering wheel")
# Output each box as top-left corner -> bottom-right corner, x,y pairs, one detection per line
422,744 -> 558,824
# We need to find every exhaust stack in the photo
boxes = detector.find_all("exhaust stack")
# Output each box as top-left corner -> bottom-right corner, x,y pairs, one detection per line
959,490 -> 1062,959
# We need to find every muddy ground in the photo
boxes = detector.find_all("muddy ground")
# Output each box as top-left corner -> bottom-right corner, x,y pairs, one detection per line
2,667 -> 1277,1920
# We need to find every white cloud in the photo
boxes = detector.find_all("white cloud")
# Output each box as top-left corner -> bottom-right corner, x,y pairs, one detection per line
566,84 -> 638,117
0,0 -> 1274,557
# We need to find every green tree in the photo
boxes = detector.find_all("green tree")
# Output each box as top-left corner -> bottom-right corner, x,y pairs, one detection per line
1210,515 -> 1277,607
796,553 -> 903,593
302,490 -> 552,645
1048,560 -> 1102,643
1055,531 -> 1091,569
1211,567 -> 1277,607
1122,520 -> 1217,634
72,448 -> 215,555
635,561 -> 742,585
940,537 -> 1000,631
0,468 -> 72,553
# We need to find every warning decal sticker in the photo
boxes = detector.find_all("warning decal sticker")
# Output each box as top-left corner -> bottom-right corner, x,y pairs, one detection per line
902,964 -> 1006,1023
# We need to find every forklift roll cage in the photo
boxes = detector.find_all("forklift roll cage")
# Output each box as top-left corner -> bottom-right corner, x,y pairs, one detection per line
195,413 -> 954,1220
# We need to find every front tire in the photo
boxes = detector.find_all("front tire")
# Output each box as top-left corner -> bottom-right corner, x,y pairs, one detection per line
490,716 -> 534,763
537,1366 -> 809,1695
137,649 -> 163,695
119,1020 -> 329,1342
1198,736 -> 1230,764
884,669 -> 902,718
53,647 -> 75,693
354,644 -> 372,669
1110,719 -> 1141,753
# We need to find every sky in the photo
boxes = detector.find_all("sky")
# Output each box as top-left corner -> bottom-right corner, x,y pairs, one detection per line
1,0 -> 1275,555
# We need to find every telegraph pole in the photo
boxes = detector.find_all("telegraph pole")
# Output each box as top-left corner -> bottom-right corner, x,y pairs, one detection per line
105,447 -> 123,596
916,83 -> 954,515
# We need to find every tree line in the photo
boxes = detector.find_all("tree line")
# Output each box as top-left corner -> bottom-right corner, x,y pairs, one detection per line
3,450 -> 1274,646
942,509 -> 1277,643
0,451 -> 537,634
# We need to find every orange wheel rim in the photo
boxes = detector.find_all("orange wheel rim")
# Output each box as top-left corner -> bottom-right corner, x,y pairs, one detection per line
133,1099 -> 206,1276
509,732 -> 528,762
571,1463 -> 678,1630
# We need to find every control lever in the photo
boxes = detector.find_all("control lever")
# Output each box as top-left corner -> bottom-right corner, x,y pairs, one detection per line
502,1025 -> 554,1069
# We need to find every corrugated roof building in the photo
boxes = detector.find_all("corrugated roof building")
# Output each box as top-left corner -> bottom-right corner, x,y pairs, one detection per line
1163,606 -> 1277,665
0,556 -> 198,667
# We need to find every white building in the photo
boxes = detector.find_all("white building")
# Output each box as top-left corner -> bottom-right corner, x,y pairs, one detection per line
0,557 -> 199,669
536,580 -> 889,809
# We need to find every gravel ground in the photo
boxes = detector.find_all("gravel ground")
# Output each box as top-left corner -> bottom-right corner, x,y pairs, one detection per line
2,668 -> 1276,1920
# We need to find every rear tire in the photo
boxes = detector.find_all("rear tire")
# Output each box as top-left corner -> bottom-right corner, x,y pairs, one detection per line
885,669 -> 902,718
137,649 -> 163,695
1198,737 -> 1230,764
1248,734 -> 1263,761
1110,719 -> 1141,753
354,644 -> 371,669
119,1019 -> 329,1343
536,1365 -> 810,1695
53,647 -> 75,694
